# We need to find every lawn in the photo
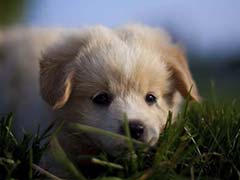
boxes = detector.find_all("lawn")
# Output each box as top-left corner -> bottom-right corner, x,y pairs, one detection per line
0,95 -> 240,180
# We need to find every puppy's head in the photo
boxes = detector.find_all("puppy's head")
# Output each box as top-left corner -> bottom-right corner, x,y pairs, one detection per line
40,25 -> 200,155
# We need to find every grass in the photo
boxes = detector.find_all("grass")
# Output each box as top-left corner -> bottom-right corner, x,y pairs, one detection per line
0,113 -> 53,180
0,97 -> 240,180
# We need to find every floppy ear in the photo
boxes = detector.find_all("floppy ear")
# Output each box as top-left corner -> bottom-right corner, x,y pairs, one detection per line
167,46 -> 201,102
40,38 -> 83,109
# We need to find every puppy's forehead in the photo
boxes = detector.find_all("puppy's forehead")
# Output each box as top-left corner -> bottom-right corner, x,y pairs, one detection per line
73,27 -> 170,96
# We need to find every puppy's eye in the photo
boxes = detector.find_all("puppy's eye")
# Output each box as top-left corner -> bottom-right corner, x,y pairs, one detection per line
92,92 -> 112,106
145,93 -> 157,105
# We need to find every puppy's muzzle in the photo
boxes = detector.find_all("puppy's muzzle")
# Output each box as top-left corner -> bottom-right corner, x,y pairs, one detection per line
128,121 -> 145,140
120,120 -> 145,141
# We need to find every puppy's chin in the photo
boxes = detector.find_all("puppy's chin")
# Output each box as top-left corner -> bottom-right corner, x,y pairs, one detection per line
85,130 -> 160,156
105,145 -> 129,157
96,137 -> 128,156
97,138 -> 152,157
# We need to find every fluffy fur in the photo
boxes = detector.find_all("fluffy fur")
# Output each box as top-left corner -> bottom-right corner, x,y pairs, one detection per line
39,24 -> 200,158
0,24 -> 200,160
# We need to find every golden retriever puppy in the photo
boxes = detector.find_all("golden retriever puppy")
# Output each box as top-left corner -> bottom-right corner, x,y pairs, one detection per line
0,25 -> 199,168
39,24 -> 200,159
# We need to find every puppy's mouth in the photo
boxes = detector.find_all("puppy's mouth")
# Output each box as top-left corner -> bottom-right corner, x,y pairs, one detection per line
68,123 -> 154,156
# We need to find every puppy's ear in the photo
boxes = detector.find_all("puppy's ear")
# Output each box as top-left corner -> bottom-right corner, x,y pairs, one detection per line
167,46 -> 201,102
40,38 -> 83,109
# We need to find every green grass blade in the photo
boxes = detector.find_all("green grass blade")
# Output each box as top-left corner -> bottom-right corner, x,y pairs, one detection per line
123,114 -> 138,174
51,136 -> 87,180
91,158 -> 124,170
71,123 -> 147,148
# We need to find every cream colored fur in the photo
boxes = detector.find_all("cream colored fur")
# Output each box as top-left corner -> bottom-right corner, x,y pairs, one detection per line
0,24 -> 200,162
38,24 -> 200,158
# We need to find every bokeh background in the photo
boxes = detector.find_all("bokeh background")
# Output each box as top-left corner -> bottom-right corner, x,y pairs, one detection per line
1,0 -> 240,100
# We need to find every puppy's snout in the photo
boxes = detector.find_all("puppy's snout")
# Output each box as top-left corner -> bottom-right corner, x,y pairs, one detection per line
128,121 -> 145,140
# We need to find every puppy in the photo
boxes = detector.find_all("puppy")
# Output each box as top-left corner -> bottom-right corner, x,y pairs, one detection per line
0,24 -> 200,162
39,24 -> 200,160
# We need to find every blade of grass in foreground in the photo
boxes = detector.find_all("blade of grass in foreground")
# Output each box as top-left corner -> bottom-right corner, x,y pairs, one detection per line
32,164 -> 64,180
123,115 -> 138,174
71,123 -> 148,148
91,158 -> 124,170
51,136 -> 87,180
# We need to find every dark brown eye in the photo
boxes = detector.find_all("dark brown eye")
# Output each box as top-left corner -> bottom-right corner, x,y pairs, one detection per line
145,93 -> 157,105
92,92 -> 112,106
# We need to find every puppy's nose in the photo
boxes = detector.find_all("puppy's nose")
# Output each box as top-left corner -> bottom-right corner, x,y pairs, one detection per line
128,121 -> 145,140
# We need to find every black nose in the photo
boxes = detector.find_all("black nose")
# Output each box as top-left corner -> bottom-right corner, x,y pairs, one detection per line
128,121 -> 145,140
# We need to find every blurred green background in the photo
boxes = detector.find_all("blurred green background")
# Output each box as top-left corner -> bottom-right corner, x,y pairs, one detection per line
0,0 -> 26,26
